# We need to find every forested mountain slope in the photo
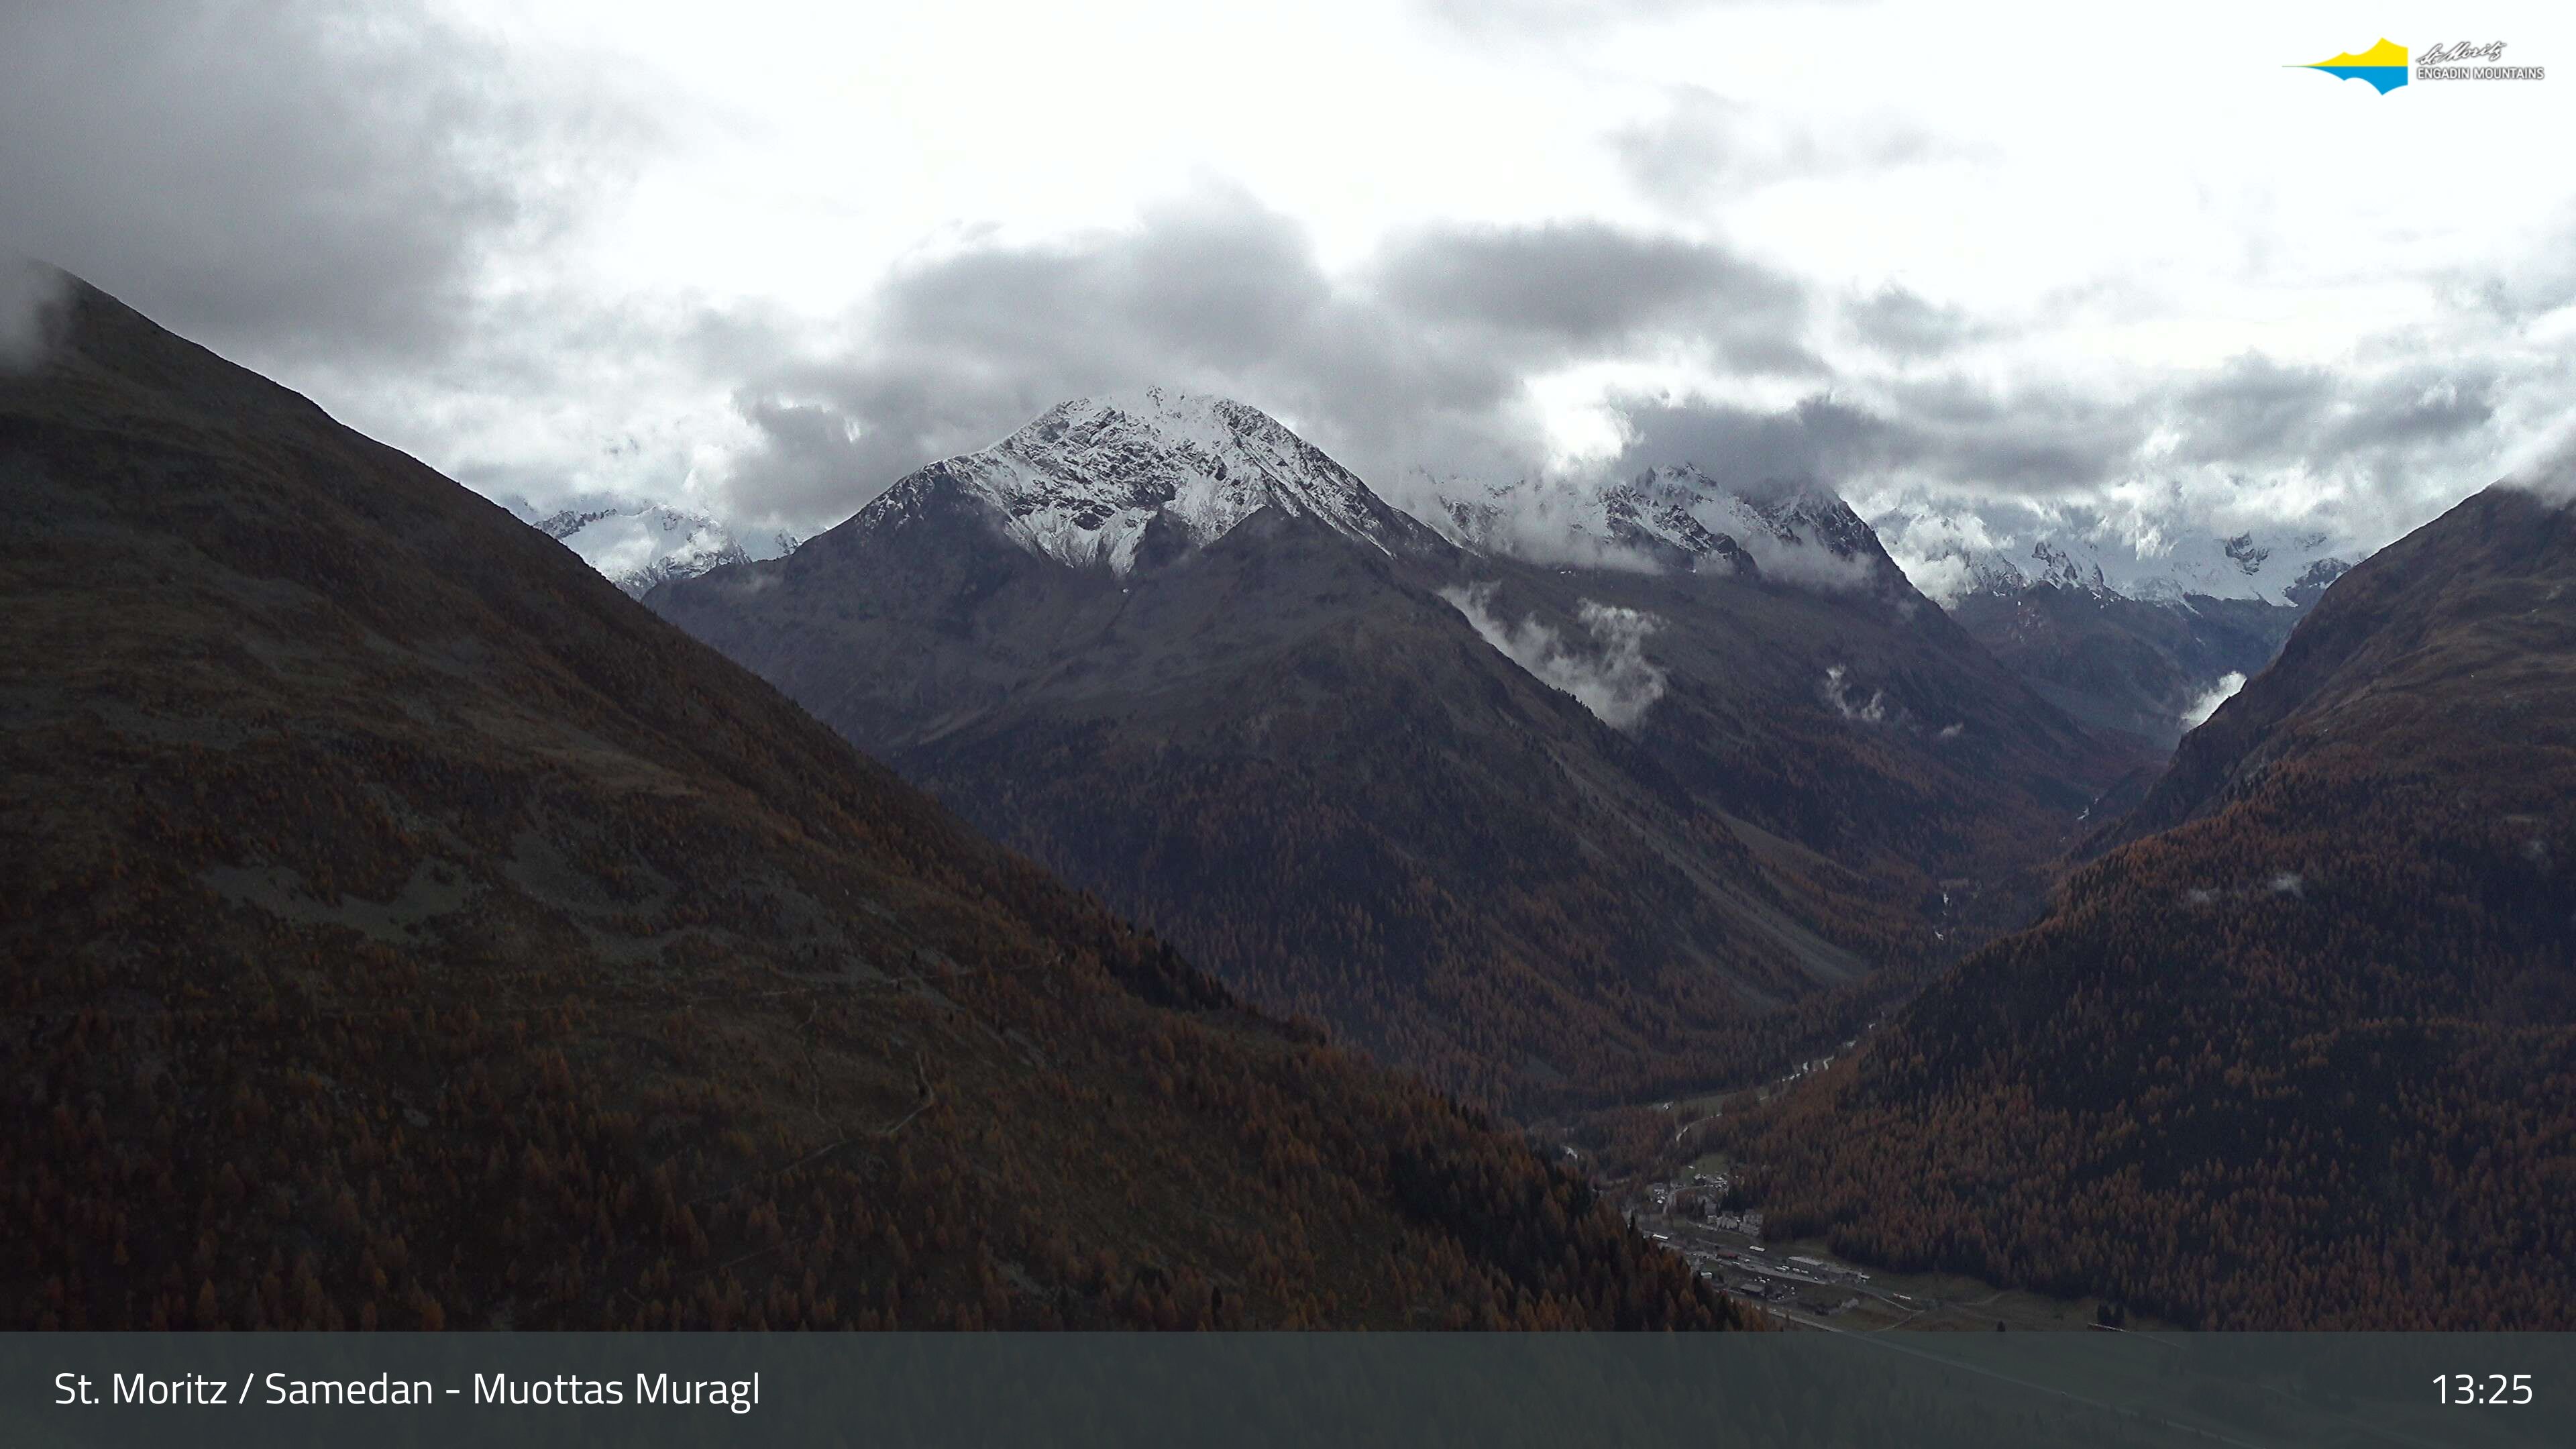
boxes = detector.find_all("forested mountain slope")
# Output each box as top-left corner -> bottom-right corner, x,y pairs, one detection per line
0,280 -> 1732,1331
1716,480 -> 2576,1328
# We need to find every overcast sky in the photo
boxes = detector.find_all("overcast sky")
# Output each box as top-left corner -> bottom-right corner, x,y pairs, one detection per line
7,0 -> 2573,566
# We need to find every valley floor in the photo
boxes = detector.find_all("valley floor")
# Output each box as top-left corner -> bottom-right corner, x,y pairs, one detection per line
1624,1193 -> 2175,1335
1574,1038 -> 2178,1335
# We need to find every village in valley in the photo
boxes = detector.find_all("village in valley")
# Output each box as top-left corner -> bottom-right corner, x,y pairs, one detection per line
1625,1169 -> 1892,1325
1616,1152 -> 2163,1334
1601,1044 -> 2155,1334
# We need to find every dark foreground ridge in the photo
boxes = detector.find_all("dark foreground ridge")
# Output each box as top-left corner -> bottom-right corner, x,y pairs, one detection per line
0,278 -> 1733,1330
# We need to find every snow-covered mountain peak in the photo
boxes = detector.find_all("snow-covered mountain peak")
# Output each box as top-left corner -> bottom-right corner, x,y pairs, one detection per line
862,390 -> 1438,574
1872,505 -> 2365,609
1425,466 -> 1887,591
1628,466 -> 1876,557
2027,539 -> 2115,598
508,494 -> 794,598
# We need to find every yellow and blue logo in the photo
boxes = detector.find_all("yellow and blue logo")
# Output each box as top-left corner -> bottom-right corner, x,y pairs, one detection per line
2292,38 -> 2409,94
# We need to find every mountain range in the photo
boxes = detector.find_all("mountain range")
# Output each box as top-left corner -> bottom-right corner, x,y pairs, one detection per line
1717,478 -> 2576,1327
1865,511 -> 2361,749
653,392 -> 2145,1112
498,494 -> 800,598
1,280 -> 1729,1330
1879,509 -> 2361,608
21,271 -> 2559,1336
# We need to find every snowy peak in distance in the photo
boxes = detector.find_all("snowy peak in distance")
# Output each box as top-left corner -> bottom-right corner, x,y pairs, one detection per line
504,495 -> 798,598
1878,508 -> 2364,610
859,388 -> 1444,575
1428,466 -> 1888,590
1962,539 -> 2120,602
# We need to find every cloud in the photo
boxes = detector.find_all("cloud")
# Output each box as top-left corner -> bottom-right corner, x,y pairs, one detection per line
1846,284 -> 1985,360
1424,0 -> 1871,48
1607,392 -> 1899,490
1821,663 -> 1890,722
708,191 -> 1354,524
1869,506 -> 2013,604
1415,475 -> 1673,574
12,1 -> 2545,579
727,397 -> 876,517
0,0 -> 651,368
2445,211 -> 2576,326
1609,339 -> 2524,576
1417,0 -> 1760,42
0,258 -> 69,372
2499,427 -> 2576,506
704,191 -> 1816,530
1737,527 -> 1878,592
1376,220 -> 1811,366
2180,671 -> 2245,729
1440,584 -> 1670,728
1411,464 -> 1884,593
1609,85 -> 1941,211
2167,356 -> 2499,469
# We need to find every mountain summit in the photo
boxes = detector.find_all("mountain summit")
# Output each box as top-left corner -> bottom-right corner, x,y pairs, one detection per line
861,388 -> 1444,574
655,398 -> 2142,1108
1868,509 -> 2369,747
503,494 -> 797,598
1880,508 -> 2362,608
1431,467 -> 1890,589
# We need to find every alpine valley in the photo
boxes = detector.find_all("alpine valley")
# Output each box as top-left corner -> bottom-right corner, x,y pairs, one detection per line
1715,478 -> 2576,1327
651,390 -> 2149,1111
1873,508 -> 2361,750
2,280 -> 1731,1331
15,275 -> 2568,1336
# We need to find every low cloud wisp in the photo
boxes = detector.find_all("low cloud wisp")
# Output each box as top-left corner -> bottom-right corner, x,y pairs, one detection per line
0,259 -> 68,372
1821,663 -> 1890,723
2181,671 -> 2247,729
1441,584 -> 1670,729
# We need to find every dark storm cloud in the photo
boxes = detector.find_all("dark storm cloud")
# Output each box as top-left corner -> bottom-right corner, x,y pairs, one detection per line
873,202 -> 1330,376
1607,348 -> 2509,517
2174,355 -> 2500,470
1607,393 -> 1901,490
1608,374 -> 2159,498
0,0 -> 647,366
2326,368 -> 2499,454
2169,355 -> 2337,466
710,194 -> 1817,525
1846,284 -> 1984,359
1888,374 -> 2155,489
714,193 -> 1355,523
708,179 -> 2504,539
1377,221 -> 1806,353
727,398 -> 877,519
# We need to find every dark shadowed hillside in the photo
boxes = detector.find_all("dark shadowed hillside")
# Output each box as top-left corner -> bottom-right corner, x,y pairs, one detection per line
0,280 -> 1735,1331
1453,531 -> 2145,956
1947,586 -> 2308,750
1713,481 -> 2576,1328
